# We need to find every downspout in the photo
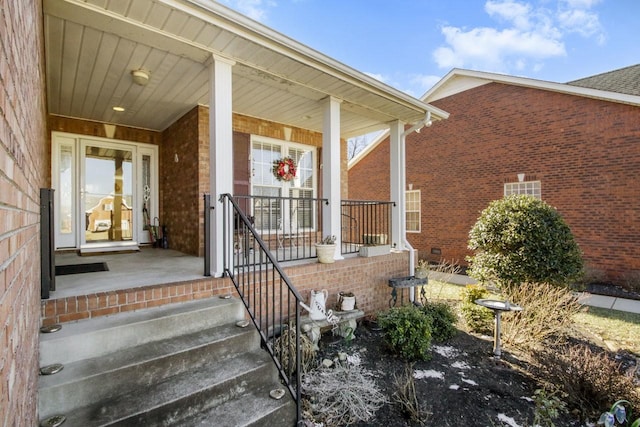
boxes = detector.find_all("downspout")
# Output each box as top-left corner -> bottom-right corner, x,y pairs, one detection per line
401,112 -> 432,302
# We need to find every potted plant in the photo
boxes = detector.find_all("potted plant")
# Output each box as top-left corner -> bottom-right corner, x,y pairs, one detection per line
316,235 -> 336,263
415,259 -> 430,279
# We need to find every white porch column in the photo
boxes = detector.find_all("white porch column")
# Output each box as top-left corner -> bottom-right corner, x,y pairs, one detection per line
322,96 -> 343,260
389,120 -> 406,250
209,55 -> 235,277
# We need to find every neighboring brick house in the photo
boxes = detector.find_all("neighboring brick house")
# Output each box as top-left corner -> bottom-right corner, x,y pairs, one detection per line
349,65 -> 640,284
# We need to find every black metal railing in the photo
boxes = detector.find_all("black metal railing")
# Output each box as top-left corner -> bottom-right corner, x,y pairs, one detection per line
341,200 -> 395,254
218,194 -> 303,424
233,194 -> 328,265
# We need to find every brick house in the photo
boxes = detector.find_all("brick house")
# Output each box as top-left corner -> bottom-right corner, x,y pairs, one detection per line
1,1 -> 449,423
349,66 -> 640,284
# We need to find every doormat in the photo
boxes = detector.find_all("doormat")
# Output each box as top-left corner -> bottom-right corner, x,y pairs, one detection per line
55,262 -> 109,276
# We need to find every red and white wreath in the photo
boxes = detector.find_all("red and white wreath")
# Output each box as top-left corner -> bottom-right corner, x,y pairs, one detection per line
272,157 -> 297,182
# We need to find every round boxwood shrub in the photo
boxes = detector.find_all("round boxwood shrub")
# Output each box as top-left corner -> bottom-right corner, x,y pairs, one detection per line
467,195 -> 583,288
378,305 -> 433,361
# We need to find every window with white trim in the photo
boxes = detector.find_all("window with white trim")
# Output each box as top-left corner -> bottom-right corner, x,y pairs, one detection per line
504,181 -> 541,199
406,190 -> 421,233
251,136 -> 316,230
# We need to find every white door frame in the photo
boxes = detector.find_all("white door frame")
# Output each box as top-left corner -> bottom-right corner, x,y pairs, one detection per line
51,131 -> 158,252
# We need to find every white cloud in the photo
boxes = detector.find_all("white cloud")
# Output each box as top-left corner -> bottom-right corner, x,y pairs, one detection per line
411,73 -> 443,94
485,0 -> 533,30
434,25 -> 565,71
221,0 -> 277,22
364,72 -> 388,83
557,7 -> 605,43
432,0 -> 605,73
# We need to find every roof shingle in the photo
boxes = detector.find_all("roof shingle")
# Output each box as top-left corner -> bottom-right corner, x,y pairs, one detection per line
567,64 -> 640,96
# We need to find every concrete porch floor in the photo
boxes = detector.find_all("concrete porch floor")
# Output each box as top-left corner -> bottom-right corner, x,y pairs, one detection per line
52,247 -> 205,299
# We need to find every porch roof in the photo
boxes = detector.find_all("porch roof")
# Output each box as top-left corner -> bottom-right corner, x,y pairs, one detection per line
44,0 -> 448,138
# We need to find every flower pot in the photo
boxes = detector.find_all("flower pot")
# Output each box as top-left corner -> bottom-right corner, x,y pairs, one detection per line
316,243 -> 336,263
339,292 -> 356,311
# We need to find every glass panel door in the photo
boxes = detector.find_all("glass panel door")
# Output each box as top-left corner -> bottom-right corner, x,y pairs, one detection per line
137,146 -> 158,244
82,142 -> 134,245
54,137 -> 76,248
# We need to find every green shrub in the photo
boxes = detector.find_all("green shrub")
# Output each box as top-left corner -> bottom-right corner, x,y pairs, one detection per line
420,301 -> 457,342
467,195 -> 583,288
378,305 -> 433,361
460,285 -> 494,334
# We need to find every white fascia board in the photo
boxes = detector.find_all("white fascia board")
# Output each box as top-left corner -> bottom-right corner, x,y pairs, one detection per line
423,68 -> 640,106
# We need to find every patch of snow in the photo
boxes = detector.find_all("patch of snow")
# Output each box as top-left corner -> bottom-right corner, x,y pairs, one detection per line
520,396 -> 534,402
449,384 -> 460,390
497,413 -> 521,427
413,369 -> 445,380
432,345 -> 458,358
451,361 -> 470,370
347,353 -> 361,366
461,378 -> 478,386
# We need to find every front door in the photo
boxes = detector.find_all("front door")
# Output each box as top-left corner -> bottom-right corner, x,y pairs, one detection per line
82,141 -> 134,248
52,132 -> 158,252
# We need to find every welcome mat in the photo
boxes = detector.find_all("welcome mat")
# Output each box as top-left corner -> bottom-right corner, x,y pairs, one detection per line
55,262 -> 109,276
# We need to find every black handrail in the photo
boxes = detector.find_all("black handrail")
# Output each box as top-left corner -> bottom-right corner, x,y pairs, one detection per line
218,194 -> 303,425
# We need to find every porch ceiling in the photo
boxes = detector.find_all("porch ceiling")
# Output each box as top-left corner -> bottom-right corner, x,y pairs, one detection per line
44,0 -> 447,138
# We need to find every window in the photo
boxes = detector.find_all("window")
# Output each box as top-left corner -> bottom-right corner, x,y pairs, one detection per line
251,136 -> 316,230
406,190 -> 421,233
504,181 -> 541,199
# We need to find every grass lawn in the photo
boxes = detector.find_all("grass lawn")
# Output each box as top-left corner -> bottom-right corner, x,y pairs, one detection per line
423,280 -> 640,355
574,306 -> 640,355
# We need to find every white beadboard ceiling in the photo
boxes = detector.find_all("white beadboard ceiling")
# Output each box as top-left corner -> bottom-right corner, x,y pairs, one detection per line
44,0 -> 448,138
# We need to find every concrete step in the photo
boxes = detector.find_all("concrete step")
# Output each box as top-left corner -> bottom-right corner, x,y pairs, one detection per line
51,350 -> 287,426
40,297 -> 244,366
38,296 -> 296,427
38,323 -> 259,417
174,384 -> 297,427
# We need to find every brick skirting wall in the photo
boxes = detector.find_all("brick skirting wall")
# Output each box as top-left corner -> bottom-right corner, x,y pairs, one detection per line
40,277 -> 233,326
41,252 -> 411,326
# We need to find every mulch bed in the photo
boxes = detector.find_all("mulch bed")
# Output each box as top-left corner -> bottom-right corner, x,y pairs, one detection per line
310,322 -> 595,427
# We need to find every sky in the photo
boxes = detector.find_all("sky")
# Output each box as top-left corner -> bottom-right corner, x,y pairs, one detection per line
219,0 -> 640,98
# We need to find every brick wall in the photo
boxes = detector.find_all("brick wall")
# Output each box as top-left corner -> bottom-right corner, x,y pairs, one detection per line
287,252 -> 410,314
49,115 -> 162,146
349,82 -> 640,282
0,1 -> 48,425
161,106 -> 203,255
159,109 -> 349,256
41,277 -> 232,326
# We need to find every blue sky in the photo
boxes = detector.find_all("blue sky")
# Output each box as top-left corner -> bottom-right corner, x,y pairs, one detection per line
220,0 -> 639,98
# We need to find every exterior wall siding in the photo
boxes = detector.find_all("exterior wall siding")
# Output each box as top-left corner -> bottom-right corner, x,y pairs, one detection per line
349,82 -> 640,283
0,1 -> 48,424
